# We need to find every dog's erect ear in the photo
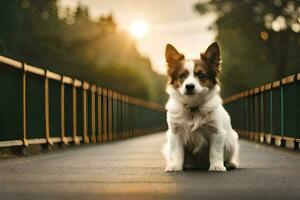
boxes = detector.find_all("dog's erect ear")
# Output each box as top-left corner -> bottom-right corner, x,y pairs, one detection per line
165,44 -> 184,64
201,42 -> 221,69
201,42 -> 221,85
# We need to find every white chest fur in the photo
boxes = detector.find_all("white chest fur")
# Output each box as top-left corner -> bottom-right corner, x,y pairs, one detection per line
166,101 -> 217,153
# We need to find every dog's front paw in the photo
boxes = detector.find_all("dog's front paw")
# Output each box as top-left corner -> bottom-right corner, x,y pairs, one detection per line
208,164 -> 226,172
225,162 -> 238,170
165,164 -> 183,172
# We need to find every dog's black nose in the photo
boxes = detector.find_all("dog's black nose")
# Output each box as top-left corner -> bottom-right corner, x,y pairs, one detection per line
185,84 -> 195,92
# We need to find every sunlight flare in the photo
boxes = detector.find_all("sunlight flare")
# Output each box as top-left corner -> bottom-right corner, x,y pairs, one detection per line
129,20 -> 148,39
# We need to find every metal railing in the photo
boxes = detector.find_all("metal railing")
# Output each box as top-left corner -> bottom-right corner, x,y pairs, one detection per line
0,55 -> 167,148
223,73 -> 300,149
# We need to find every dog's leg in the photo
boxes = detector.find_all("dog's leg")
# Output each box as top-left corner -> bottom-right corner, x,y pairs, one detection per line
208,132 -> 226,172
163,129 -> 184,172
225,130 -> 239,170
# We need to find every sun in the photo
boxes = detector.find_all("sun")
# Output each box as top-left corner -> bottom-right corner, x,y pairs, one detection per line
129,20 -> 148,39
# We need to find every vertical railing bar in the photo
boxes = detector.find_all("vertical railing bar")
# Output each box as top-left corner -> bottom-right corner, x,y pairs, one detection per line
131,97 -> 134,137
90,85 -> 96,143
111,90 -> 117,140
280,83 -> 284,138
132,97 -> 135,136
102,88 -> 108,142
136,99 -> 140,136
128,96 -> 131,137
123,94 -> 126,139
260,86 -> 265,142
117,92 -> 121,140
126,95 -> 129,138
72,80 -> 79,145
121,94 -> 125,139
132,97 -> 136,136
82,82 -> 89,144
112,91 -> 118,140
97,87 -> 102,143
22,63 -> 28,146
136,99 -> 139,134
107,90 -> 112,141
119,93 -> 123,139
45,70 -> 52,145
117,93 -> 120,139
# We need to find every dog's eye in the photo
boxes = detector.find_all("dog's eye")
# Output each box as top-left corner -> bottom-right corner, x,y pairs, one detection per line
179,73 -> 187,79
197,72 -> 206,79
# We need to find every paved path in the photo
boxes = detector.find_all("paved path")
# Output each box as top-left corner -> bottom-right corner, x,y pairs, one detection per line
0,132 -> 299,200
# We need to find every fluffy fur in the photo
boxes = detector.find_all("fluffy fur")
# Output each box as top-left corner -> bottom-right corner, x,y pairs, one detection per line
163,42 -> 239,172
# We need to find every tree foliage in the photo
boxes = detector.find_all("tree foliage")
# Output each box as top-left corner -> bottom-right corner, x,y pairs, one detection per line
0,0 -> 167,104
195,0 -> 300,97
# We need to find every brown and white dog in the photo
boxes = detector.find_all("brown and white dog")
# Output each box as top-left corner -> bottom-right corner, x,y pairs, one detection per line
163,42 -> 239,172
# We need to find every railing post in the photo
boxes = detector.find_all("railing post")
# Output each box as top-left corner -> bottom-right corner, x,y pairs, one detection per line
82,81 -> 89,144
128,96 -> 131,137
254,87 -> 260,141
108,90 -> 113,141
121,94 -> 125,139
112,91 -> 118,140
90,84 -> 97,143
102,88 -> 108,142
259,85 -> 265,143
280,81 -> 284,140
132,97 -> 136,137
72,79 -> 80,145
125,95 -> 129,138
297,74 -> 300,149
118,93 -> 123,139
44,70 -> 52,145
22,63 -> 28,147
97,87 -> 102,143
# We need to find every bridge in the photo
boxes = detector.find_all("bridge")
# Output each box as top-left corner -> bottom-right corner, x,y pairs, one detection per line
0,133 -> 299,200
0,55 -> 299,199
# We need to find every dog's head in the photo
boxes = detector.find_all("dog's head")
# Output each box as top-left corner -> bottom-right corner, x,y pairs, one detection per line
165,42 -> 221,98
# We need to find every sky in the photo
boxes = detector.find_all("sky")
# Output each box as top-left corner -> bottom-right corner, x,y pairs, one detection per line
59,0 -> 216,74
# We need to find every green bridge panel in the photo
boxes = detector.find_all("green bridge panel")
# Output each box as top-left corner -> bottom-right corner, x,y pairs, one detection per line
297,80 -> 300,139
112,98 -> 118,139
87,90 -> 92,138
262,90 -> 272,134
76,88 -> 83,138
49,79 -> 61,138
272,87 -> 281,136
64,84 -> 73,138
0,65 -> 22,141
282,83 -> 296,138
26,73 -> 45,139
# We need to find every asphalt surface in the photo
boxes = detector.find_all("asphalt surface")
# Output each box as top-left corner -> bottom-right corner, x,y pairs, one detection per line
0,132 -> 299,200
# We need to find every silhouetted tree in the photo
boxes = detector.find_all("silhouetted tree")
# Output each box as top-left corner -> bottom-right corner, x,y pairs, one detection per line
0,0 -> 167,104
195,0 -> 300,97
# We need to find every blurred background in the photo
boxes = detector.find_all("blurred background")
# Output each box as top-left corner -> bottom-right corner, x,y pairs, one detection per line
0,0 -> 299,104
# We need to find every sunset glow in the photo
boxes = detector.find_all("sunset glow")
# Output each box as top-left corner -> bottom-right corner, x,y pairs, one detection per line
129,20 -> 148,39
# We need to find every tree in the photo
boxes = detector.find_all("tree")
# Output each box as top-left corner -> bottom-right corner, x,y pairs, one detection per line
195,0 -> 300,97
0,1 -> 167,104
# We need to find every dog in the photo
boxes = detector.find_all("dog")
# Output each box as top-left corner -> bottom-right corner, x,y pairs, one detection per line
162,42 -> 239,172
